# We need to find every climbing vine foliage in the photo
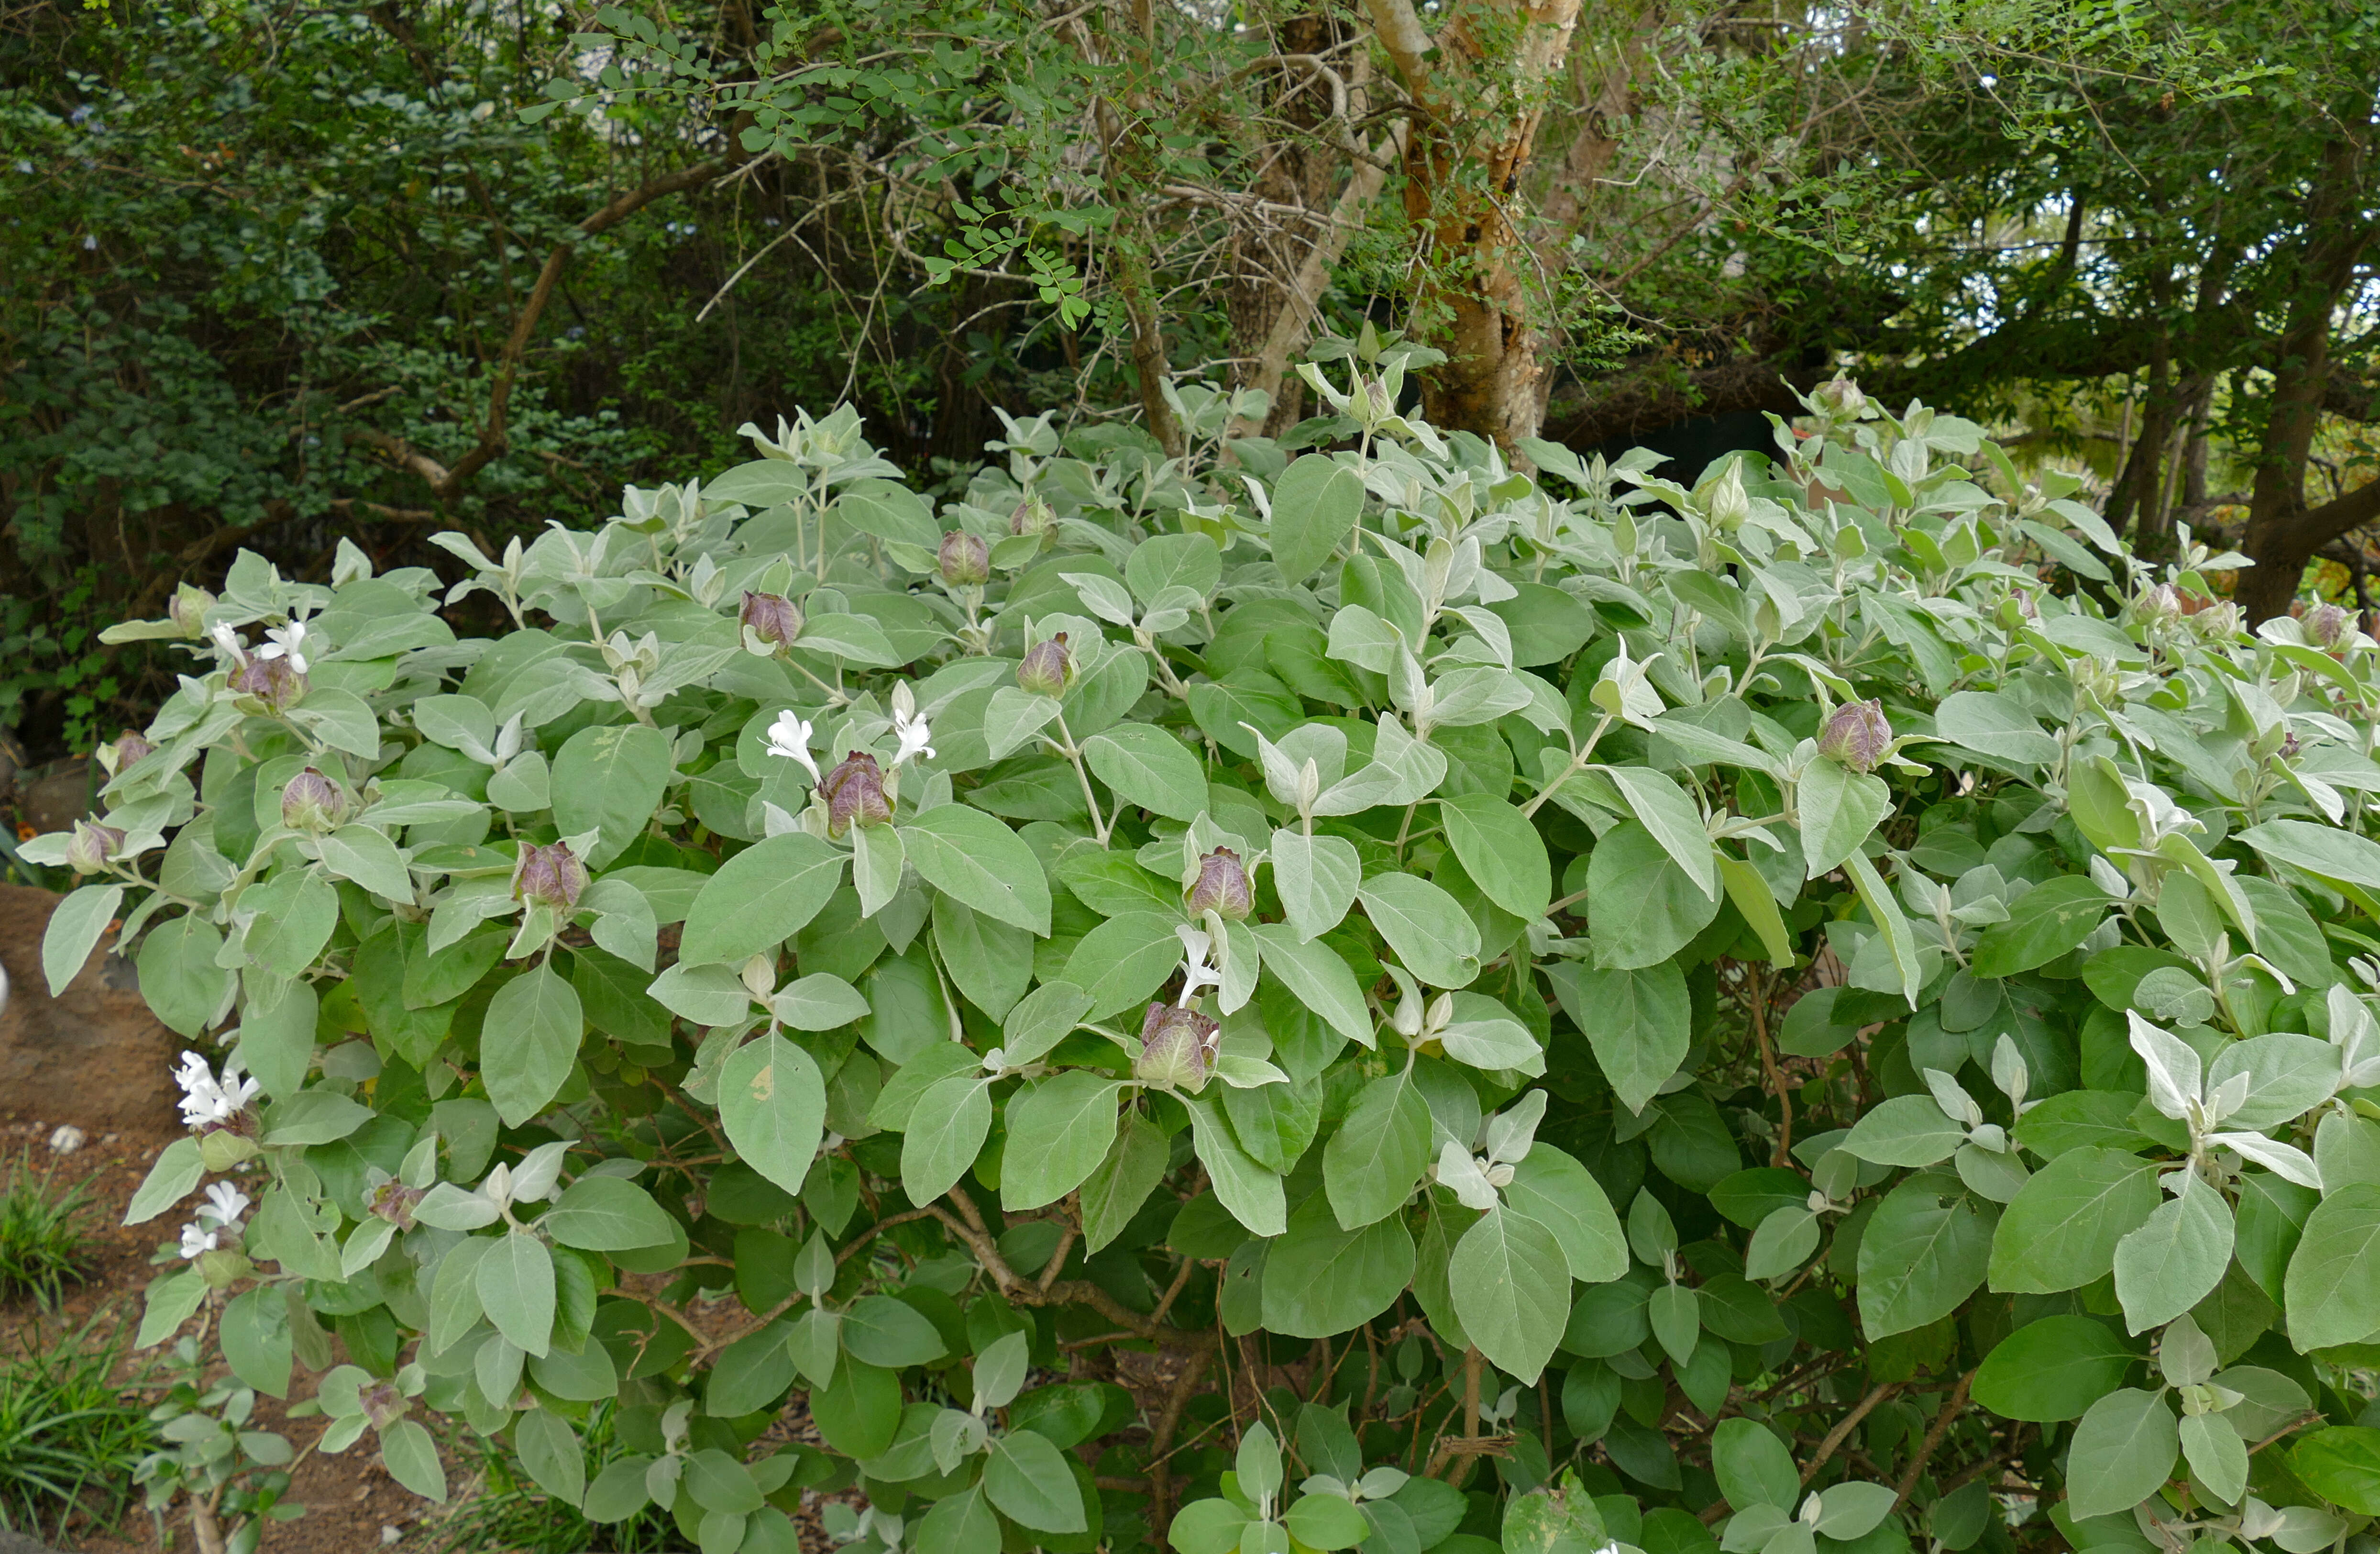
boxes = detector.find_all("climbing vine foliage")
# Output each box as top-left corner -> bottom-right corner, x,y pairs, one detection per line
35,376 -> 2380,1554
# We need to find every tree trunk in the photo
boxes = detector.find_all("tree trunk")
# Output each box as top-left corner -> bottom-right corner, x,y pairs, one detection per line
1359,0 -> 1585,448
1222,22 -> 1371,437
2239,131 -> 2377,621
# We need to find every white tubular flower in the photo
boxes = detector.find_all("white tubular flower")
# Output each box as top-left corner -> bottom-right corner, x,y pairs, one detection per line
174,1051 -> 259,1130
259,617 -> 311,674
892,705 -> 936,767
1175,924 -> 1223,1006
209,621 -> 248,668
198,1180 -> 251,1228
765,710 -> 821,784
178,1222 -> 220,1260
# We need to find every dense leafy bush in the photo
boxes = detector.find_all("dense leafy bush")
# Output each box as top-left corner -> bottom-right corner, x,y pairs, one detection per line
33,370 -> 2380,1554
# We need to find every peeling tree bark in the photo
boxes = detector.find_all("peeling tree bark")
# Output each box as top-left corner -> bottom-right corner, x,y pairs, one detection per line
1359,0 -> 1584,449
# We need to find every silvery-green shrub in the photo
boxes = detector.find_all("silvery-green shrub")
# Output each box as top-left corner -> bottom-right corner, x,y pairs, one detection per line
38,378 -> 2380,1554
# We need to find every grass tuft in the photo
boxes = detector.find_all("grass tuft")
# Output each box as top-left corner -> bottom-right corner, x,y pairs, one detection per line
0,1316 -> 154,1539
0,1150 -> 98,1308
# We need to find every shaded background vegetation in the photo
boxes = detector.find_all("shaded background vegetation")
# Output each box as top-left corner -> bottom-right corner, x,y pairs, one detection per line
3,0 -> 2377,761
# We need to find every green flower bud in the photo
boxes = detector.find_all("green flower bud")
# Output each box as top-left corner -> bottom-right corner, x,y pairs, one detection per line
820,751 -> 892,836
99,730 -> 155,778
512,840 -> 587,910
168,582 -> 216,638
199,1130 -> 260,1172
229,655 -> 307,712
196,1247 -> 252,1289
2306,602 -> 2355,650
1010,494 -> 1056,540
1816,699 -> 1891,773
1135,1002 -> 1220,1093
65,818 -> 125,875
280,768 -> 347,832
1017,632 -> 1073,696
1812,377 -> 1867,419
740,589 -> 803,649
1186,848 -> 1252,921
939,529 -> 991,587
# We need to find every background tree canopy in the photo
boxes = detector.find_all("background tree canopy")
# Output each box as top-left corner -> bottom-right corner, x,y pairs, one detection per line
1,0 -> 2375,743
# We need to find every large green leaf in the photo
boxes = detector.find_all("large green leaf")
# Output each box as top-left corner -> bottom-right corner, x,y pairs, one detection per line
900,1075 -> 992,1206
2238,819 -> 2380,895
1798,755 -> 1891,877
1857,1174 -> 1996,1338
2066,1389 -> 2179,1520
1932,690 -> 2060,766
1990,1146 -> 2161,1294
1449,1205 -> 1571,1383
2292,1428 -> 2380,1515
552,722 -> 673,868
1712,1417 -> 1798,1513
678,831 -> 845,966
1973,1316 -> 2138,1421
1542,961 -> 1688,1114
1185,1092 -> 1285,1237
2112,1169 -> 2233,1334
1357,871 -> 1481,989
2282,1183 -> 2380,1352
1323,1070 -> 1432,1230
718,1033 -> 828,1197
1270,454 -> 1366,584
1504,1144 -> 1628,1282
900,803 -> 1052,934
541,1177 -> 679,1251
1586,821 -> 1720,970
1251,924 -> 1374,1046
1000,1071 -> 1121,1210
1272,829 -> 1362,943
1970,877 -> 2112,979
983,1429 -> 1087,1533
1439,793 -> 1552,919
1260,1193 -> 1416,1338
1082,725 -> 1207,822
41,884 -> 122,998
1080,1111 -> 1169,1253
477,1230 -> 556,1358
482,965 -> 584,1127
1062,911 -> 1183,1019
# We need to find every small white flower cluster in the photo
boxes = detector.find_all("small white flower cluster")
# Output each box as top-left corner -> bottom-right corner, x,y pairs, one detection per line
259,616 -> 311,673
764,692 -> 936,781
208,613 -> 312,672
1175,923 -> 1223,1007
765,710 -> 819,783
174,1050 -> 258,1131
179,1181 -> 251,1260
889,684 -> 934,767
209,620 -> 248,667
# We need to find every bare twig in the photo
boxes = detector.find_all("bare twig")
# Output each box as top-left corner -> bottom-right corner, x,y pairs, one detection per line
1893,1369 -> 1975,1509
1805,1382 -> 1898,1484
